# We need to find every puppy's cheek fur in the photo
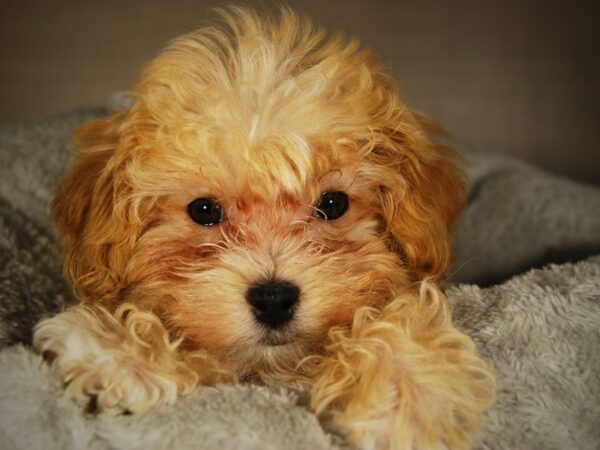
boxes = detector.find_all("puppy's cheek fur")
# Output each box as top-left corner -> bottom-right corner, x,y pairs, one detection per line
126,257 -> 262,350
292,248 -> 409,336
162,274 -> 259,350
132,241 -> 277,349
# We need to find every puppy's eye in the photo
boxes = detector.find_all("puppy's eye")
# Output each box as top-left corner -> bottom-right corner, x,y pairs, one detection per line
187,198 -> 224,226
314,191 -> 349,220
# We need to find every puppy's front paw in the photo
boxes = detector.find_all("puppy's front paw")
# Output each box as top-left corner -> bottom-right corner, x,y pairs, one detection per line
34,304 -> 198,415
61,356 -> 177,415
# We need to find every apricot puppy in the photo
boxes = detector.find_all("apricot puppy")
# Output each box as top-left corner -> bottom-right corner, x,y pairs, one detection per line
34,7 -> 494,450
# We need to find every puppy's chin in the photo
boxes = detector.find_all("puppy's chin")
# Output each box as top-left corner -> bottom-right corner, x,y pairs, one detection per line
258,326 -> 296,346
223,326 -> 319,379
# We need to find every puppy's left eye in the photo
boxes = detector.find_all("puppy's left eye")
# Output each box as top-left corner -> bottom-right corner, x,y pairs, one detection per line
188,198 -> 224,226
313,191 -> 349,220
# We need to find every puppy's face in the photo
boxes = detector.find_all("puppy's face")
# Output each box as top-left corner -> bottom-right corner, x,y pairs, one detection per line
53,9 -> 462,373
127,136 -> 405,371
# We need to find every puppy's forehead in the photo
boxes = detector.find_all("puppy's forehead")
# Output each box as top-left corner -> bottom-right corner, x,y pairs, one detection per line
178,130 -> 359,201
182,83 -> 365,199
133,17 -> 386,199
146,84 -> 368,199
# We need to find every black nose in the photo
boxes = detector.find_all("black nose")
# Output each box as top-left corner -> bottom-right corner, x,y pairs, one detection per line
246,280 -> 300,328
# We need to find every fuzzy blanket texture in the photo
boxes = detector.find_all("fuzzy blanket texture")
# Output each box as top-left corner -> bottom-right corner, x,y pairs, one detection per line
0,110 -> 599,450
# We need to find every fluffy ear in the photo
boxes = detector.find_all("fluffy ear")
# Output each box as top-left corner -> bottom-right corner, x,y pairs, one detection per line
52,111 -> 141,305
374,111 -> 464,281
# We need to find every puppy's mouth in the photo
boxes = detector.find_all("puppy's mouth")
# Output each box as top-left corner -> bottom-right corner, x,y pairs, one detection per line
259,329 -> 295,346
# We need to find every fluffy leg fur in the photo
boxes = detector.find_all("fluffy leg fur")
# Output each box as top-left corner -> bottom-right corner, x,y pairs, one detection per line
304,282 -> 495,450
33,304 -> 233,414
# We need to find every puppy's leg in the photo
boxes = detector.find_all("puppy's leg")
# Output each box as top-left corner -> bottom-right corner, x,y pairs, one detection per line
33,303 -> 231,415
307,282 -> 495,450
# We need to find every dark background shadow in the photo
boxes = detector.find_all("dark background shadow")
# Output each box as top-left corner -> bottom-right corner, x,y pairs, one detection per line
1,0 -> 598,185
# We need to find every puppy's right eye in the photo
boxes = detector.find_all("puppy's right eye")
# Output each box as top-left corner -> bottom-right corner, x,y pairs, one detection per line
313,191 -> 349,220
187,198 -> 224,226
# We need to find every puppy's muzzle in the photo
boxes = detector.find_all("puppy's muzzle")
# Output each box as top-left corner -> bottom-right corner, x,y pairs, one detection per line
246,280 -> 300,328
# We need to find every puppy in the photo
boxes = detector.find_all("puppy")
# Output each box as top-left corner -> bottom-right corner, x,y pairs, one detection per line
34,7 -> 494,450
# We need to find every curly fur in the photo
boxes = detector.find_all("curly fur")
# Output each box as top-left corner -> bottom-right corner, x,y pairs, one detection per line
303,282 -> 494,449
33,6 -> 494,449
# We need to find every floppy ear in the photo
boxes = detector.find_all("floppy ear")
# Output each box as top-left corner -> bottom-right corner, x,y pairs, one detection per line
374,111 -> 464,281
52,111 -> 142,305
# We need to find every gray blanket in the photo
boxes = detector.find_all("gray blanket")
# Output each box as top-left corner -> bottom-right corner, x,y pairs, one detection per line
1,111 -> 599,450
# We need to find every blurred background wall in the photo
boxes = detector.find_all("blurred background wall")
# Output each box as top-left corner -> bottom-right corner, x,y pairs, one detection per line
1,0 -> 598,185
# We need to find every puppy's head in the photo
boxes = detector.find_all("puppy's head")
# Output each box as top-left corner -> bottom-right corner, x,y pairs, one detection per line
53,7 -> 463,372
